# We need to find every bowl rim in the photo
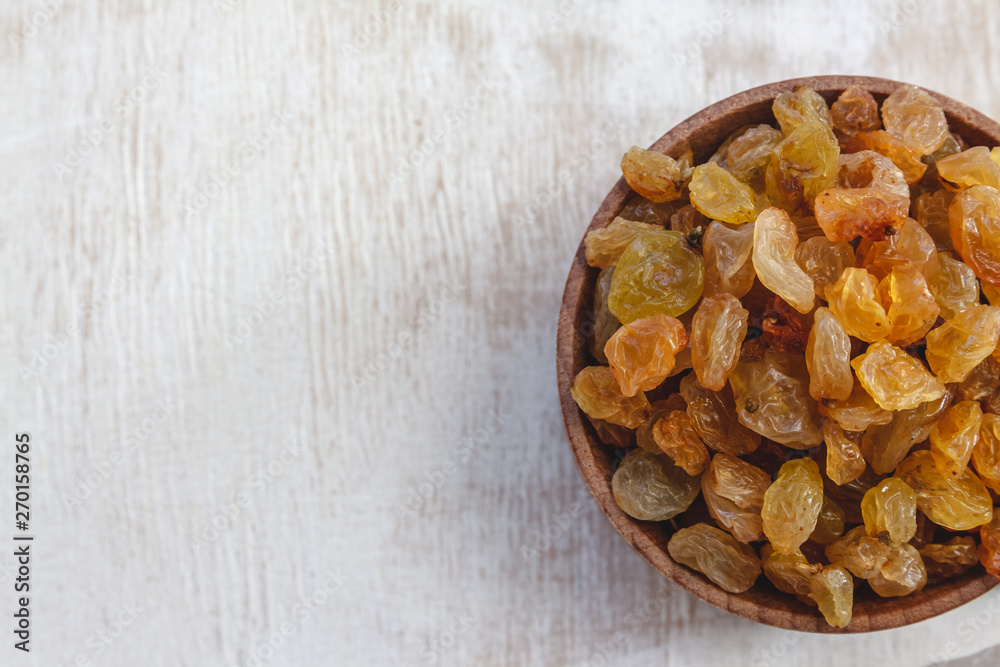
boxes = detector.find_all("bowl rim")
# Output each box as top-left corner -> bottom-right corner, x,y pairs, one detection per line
556,75 -> 1000,633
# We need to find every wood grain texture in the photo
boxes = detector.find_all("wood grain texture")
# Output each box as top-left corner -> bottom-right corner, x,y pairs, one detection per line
3,0 -> 1000,665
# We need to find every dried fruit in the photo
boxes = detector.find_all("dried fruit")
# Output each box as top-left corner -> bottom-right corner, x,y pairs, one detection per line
826,525 -> 891,579
691,294 -> 749,391
936,146 -> 1000,191
670,204 -> 710,237
752,207 -> 815,314
925,304 -> 1000,383
825,268 -> 890,342
928,400 -> 983,478
773,86 -> 832,135
806,307 -> 853,401
814,187 -> 909,242
915,189 -> 956,252
861,477 -> 917,545
861,387 -> 953,475
836,150 -> 909,198
895,450 -> 994,531
869,544 -> 927,597
878,268 -> 940,347
762,458 -> 824,553
702,221 -> 756,298
604,314 -> 688,396
621,146 -> 690,202
972,413 -> 1000,493
701,453 -> 771,543
589,266 -> 621,364
729,347 -> 824,447
608,231 -> 705,323
612,450 -> 700,521
810,497 -> 846,545
760,296 -> 810,353
824,420 -> 866,486
846,130 -> 927,184
652,410 -> 710,476
959,356 -> 1000,402
679,374 -> 762,456
809,565 -> 853,628
819,379 -> 893,432
795,237 -> 855,298
855,217 -> 938,282
585,217 -> 665,269
689,162 -> 759,224
881,85 -> 948,156
586,416 -> 635,449
635,396 -> 688,453
725,125 -> 784,190
619,196 -> 682,225
929,252 -> 980,320
571,366 -> 650,429
851,340 -> 946,411
949,185 -> 1000,285
979,513 -> 1000,578
766,121 -> 840,211
762,546 -> 821,595
667,523 -> 762,593
919,537 -> 979,581
831,85 -> 880,145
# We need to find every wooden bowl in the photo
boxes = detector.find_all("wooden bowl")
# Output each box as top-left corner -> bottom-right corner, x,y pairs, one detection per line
556,75 -> 1000,633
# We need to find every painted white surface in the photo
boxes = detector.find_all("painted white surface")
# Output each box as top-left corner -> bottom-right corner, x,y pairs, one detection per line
3,1 -> 1000,665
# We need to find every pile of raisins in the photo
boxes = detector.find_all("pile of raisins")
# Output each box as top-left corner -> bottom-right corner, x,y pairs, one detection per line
572,84 -> 1000,628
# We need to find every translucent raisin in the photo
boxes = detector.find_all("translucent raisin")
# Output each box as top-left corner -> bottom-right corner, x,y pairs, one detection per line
589,266 -> 620,364
881,85 -> 949,157
830,85 -> 880,146
806,307 -> 853,402
936,146 -> 1000,190
809,565 -> 853,628
652,410 -> 710,476
608,231 -> 705,323
667,523 -> 762,593
752,207 -> 815,314
824,419 -> 867,486
929,252 -> 980,320
895,450 -> 994,531
762,545 -> 821,595
794,237 -> 855,298
919,537 -> 979,581
972,413 -> 1000,493
612,450 -> 700,521
825,525 -> 891,579
845,130 -> 926,184
925,304 -> 1000,383
928,400 -> 983,478
860,477 -> 918,545
766,121 -> 840,211
679,373 -> 761,456
809,496 -> 846,545
861,387 -> 953,475
689,162 -> 759,224
825,268 -> 889,342
762,458 -> 824,553
621,146 -> 690,202
604,314 -> 688,396
851,340 -> 946,411
979,513 -> 1000,578
869,544 -> 927,597
701,453 -> 771,543
691,294 -> 749,391
585,217 -> 665,269
702,221 -> 756,298
949,185 -> 1000,285
571,366 -> 650,429
773,86 -> 832,135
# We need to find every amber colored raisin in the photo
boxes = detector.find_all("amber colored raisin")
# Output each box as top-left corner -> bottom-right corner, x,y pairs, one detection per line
895,450 -> 994,531
571,366 -> 650,429
831,85 -> 881,145
667,523 -> 762,593
846,130 -> 927,184
860,477 -> 918,545
869,544 -> 927,597
851,340 -> 946,411
762,458 -> 824,553
928,400 -> 983,478
608,231 -> 705,323
679,374 -> 761,456
689,162 -> 759,224
809,565 -> 853,628
690,294 -> 749,391
612,450 -> 700,521
604,314 -> 688,396
652,410 -> 710,476
925,304 -> 1000,384
621,146 -> 690,202
585,217 -> 665,269
701,453 -> 771,543
753,207 -> 815,314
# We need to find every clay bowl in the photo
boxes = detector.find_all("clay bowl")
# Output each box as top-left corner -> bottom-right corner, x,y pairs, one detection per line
557,75 -> 1000,633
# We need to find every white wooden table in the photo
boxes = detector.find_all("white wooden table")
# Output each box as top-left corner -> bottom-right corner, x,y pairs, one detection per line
5,1 -> 1000,665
